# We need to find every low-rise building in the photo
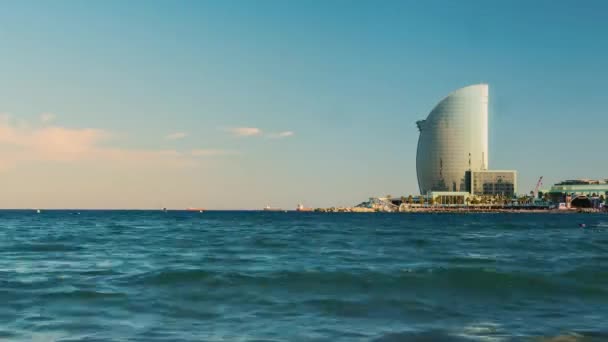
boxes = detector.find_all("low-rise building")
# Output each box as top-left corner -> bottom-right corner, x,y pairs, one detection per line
466,170 -> 517,197
427,191 -> 470,205
547,179 -> 608,208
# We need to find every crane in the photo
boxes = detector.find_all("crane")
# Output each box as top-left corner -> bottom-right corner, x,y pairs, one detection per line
533,176 -> 543,199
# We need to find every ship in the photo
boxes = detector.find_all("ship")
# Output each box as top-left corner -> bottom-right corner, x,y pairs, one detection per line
296,203 -> 313,212
186,207 -> 205,213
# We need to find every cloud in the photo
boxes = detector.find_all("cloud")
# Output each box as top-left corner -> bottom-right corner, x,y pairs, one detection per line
165,132 -> 188,140
268,131 -> 294,139
227,127 -> 262,137
0,116 -> 108,163
190,149 -> 238,157
40,112 -> 56,123
223,126 -> 294,139
0,116 -> 234,170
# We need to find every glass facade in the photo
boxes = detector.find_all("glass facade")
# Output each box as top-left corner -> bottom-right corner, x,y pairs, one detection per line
547,181 -> 608,203
416,84 -> 489,194
469,170 -> 517,197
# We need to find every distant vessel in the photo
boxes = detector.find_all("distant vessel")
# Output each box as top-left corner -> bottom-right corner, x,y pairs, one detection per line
263,205 -> 283,212
186,208 -> 204,213
296,204 -> 313,212
36,209 -> 41,214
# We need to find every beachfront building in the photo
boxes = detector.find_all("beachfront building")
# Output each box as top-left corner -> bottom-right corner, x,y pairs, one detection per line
416,84 -> 489,195
546,179 -> 608,208
467,170 -> 517,197
427,191 -> 470,206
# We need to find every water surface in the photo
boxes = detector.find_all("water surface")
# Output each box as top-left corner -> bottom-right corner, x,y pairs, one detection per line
1,211 -> 607,341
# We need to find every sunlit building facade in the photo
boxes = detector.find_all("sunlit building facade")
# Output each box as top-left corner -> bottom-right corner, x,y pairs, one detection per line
547,179 -> 608,206
416,84 -> 489,195
467,170 -> 517,197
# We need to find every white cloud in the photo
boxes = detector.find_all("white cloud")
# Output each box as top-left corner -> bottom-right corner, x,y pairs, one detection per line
190,149 -> 238,157
0,116 -> 233,170
223,126 -> 294,139
268,131 -> 294,139
165,132 -> 188,140
226,127 -> 262,137
40,112 -> 56,124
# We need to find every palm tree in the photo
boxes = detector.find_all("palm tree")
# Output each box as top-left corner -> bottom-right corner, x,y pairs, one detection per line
481,196 -> 488,205
500,195 -> 508,206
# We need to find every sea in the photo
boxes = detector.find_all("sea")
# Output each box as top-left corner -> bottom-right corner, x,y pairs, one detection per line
1,210 -> 608,342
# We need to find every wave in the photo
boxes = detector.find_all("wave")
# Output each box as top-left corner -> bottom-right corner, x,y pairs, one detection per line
373,330 -> 608,342
117,266 -> 608,299
6,242 -> 84,252
373,330 -> 472,342
39,289 -> 127,301
300,297 -> 465,321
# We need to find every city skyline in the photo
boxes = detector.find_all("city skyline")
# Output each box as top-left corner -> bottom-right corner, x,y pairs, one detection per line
1,1 -> 607,209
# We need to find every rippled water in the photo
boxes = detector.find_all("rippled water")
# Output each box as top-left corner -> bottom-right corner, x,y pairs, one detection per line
1,211 -> 608,341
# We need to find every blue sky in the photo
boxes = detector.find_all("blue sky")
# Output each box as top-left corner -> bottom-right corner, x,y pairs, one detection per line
0,1 -> 606,209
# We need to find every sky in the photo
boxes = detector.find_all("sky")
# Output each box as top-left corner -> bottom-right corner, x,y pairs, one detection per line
0,0 -> 607,209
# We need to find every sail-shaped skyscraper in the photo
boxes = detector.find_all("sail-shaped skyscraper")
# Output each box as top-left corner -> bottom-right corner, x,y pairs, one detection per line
416,84 -> 489,195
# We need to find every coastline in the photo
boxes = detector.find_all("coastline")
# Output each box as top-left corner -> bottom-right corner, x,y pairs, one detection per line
311,207 -> 605,214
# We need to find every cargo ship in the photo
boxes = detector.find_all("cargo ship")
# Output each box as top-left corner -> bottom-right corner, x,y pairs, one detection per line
296,204 -> 313,212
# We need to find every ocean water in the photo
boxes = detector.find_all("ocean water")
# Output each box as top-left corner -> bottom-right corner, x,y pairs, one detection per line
1,211 -> 608,342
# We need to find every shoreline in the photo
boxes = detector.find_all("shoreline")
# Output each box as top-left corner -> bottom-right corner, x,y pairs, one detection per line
312,207 -> 606,214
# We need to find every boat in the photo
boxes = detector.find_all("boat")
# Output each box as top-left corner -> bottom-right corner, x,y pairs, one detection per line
263,205 -> 283,212
296,203 -> 313,212
186,208 -> 204,213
